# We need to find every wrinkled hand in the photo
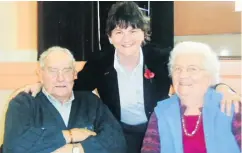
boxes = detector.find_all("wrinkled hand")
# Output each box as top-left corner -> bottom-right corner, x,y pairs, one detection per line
217,85 -> 241,116
52,143 -> 84,153
71,128 -> 97,142
23,82 -> 42,97
52,144 -> 73,153
220,92 -> 241,116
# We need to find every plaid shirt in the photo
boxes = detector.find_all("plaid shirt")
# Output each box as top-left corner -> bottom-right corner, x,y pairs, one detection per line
141,105 -> 241,153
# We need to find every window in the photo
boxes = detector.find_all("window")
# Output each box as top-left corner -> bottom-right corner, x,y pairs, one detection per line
235,0 -> 242,12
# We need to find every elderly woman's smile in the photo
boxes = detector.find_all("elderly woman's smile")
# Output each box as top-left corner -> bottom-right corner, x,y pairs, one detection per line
171,53 -> 213,103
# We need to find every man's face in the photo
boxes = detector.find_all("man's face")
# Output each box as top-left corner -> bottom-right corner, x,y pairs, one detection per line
39,51 -> 77,101
109,26 -> 145,56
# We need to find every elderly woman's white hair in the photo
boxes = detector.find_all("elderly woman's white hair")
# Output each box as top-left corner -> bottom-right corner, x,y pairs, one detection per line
168,41 -> 220,85
39,46 -> 76,68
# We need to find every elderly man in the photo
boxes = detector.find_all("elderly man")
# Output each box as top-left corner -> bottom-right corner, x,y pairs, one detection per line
3,46 -> 126,153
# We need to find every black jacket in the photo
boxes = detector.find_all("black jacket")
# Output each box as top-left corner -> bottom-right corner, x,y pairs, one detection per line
74,44 -> 172,121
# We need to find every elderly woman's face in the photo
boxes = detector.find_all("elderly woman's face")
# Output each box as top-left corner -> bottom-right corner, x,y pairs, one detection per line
172,54 -> 212,100
109,26 -> 144,56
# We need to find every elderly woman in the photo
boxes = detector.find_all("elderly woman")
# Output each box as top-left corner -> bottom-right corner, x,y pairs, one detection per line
141,41 -> 241,153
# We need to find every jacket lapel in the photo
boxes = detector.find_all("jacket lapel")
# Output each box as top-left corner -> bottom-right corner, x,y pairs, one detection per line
104,66 -> 121,119
202,89 -> 222,153
163,96 -> 183,153
202,107 -> 217,153
143,47 -> 156,116
101,50 -> 121,120
67,98 -> 81,128
39,92 -> 67,129
143,64 -> 154,113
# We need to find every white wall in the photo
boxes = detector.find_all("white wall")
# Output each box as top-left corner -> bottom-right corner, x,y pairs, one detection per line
175,34 -> 241,57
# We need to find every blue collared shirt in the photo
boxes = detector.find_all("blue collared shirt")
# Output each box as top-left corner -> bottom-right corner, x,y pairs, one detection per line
114,48 -> 147,125
42,88 -> 74,126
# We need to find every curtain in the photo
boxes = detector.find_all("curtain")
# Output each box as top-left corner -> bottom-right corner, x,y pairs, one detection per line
38,1 -> 99,61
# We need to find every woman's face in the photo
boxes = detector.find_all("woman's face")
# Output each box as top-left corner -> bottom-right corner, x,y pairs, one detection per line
109,26 -> 145,56
172,54 -> 212,101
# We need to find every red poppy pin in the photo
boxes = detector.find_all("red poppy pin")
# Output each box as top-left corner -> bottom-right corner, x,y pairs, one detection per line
144,65 -> 155,80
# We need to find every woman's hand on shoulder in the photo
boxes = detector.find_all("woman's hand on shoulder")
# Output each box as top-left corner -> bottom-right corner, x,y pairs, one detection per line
216,84 -> 241,116
23,82 -> 43,97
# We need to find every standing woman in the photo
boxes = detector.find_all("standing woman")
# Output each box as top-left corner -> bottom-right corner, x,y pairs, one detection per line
74,2 -> 172,152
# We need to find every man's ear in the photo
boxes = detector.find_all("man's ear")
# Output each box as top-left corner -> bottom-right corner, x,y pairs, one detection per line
74,70 -> 78,80
73,64 -> 78,80
36,64 -> 43,83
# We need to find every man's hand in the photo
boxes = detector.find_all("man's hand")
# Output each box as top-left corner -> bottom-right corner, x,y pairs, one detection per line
216,84 -> 241,116
52,143 -> 84,153
52,144 -> 73,153
71,128 -> 97,143
62,130 -> 72,144
23,82 -> 42,97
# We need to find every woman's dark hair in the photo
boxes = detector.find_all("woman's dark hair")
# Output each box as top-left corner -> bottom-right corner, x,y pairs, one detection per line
106,1 -> 151,42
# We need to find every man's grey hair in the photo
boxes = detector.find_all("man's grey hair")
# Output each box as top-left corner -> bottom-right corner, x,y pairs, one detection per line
168,41 -> 220,85
39,46 -> 76,68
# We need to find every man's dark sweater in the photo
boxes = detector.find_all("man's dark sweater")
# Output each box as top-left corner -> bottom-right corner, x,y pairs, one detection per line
3,91 -> 126,153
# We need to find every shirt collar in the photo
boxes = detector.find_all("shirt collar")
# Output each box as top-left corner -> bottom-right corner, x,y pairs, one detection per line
42,87 -> 74,105
114,47 -> 143,71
